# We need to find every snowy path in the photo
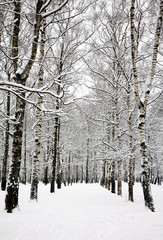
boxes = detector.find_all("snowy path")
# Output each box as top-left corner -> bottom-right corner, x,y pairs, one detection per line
0,183 -> 163,240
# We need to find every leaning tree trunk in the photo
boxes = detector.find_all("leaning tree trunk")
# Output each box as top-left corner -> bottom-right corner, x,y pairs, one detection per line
130,0 -> 163,211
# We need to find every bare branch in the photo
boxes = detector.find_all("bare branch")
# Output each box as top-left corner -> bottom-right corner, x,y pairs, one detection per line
42,0 -> 69,19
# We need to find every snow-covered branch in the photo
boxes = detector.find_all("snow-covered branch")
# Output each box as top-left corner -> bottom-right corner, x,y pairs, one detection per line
0,81 -> 63,99
42,0 -> 69,19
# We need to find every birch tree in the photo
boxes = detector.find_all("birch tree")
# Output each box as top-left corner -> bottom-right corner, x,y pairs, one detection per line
1,91 -> 10,190
49,0 -> 96,192
5,0 -> 69,213
30,15 -> 46,200
130,0 -> 163,211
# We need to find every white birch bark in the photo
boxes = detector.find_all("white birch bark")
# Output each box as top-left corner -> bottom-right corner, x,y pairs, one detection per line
1,91 -> 10,190
130,0 -> 163,211
5,0 -> 44,213
30,16 -> 45,200
127,84 -> 134,202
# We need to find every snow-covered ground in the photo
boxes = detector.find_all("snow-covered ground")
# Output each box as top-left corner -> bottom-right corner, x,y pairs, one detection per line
0,182 -> 163,240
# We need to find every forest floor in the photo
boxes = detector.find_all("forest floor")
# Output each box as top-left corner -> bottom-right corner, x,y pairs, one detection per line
0,182 -> 163,240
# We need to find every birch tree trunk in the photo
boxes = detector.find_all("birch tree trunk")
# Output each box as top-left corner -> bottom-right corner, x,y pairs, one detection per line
111,59 -> 116,194
30,16 -> 45,200
105,161 -> 109,189
5,1 -> 24,212
127,84 -> 134,202
20,111 -> 27,185
67,151 -> 71,186
50,116 -> 58,193
116,102 -> 122,196
117,159 -> 122,195
50,83 -> 62,192
81,164 -> 84,183
5,92 -> 26,212
56,118 -> 62,189
5,0 -> 43,212
75,165 -> 79,183
51,28 -> 66,191
4,0 -> 69,211
130,0 -> 163,211
0,132 -> 4,182
85,138 -> 90,184
111,161 -> 116,193
100,160 -> 106,187
107,161 -> 111,190
111,111 -> 116,193
93,152 -> 98,183
43,122 -> 50,185
1,91 -> 10,190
